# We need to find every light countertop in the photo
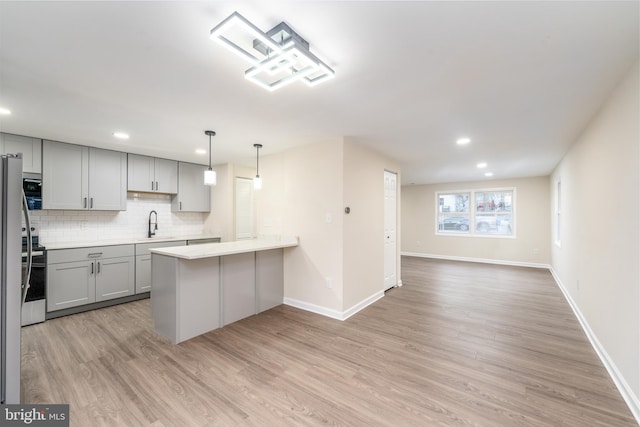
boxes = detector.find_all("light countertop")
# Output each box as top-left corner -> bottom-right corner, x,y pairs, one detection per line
149,236 -> 299,260
44,234 -> 221,250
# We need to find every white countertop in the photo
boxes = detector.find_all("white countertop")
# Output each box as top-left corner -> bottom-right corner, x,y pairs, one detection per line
44,234 -> 221,250
149,236 -> 299,259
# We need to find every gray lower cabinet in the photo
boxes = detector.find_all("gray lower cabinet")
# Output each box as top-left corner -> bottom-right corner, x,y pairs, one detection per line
95,256 -> 135,302
151,248 -> 286,344
47,245 -> 135,312
186,238 -> 221,245
135,240 -> 186,294
47,260 -> 95,311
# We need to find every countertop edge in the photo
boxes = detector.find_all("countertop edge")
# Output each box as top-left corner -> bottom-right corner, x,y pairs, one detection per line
149,237 -> 299,259
44,235 -> 222,251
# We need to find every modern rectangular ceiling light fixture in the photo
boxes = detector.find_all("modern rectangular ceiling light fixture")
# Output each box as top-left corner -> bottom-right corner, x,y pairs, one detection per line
210,12 -> 335,91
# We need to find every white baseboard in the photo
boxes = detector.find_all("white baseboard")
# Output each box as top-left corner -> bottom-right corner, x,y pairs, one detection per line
401,251 -> 551,269
549,267 -> 640,425
284,290 -> 384,321
342,291 -> 384,320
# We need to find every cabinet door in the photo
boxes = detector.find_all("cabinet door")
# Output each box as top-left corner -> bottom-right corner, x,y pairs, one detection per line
95,256 -> 135,302
135,254 -> 151,294
154,158 -> 178,194
127,154 -> 154,192
0,133 -> 42,174
89,148 -> 127,210
47,260 -> 95,311
172,162 -> 211,212
42,140 -> 89,209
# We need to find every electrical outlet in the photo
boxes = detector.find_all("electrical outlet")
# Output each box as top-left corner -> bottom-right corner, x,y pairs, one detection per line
325,213 -> 332,224
532,247 -> 539,254
325,277 -> 332,289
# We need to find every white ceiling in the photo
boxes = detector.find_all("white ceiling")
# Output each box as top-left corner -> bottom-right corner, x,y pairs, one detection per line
0,1 -> 638,185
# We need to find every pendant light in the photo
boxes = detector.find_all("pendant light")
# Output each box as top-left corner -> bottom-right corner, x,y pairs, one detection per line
204,130 -> 216,186
253,143 -> 263,190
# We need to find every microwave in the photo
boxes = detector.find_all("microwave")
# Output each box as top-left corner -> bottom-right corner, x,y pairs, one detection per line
23,173 -> 42,210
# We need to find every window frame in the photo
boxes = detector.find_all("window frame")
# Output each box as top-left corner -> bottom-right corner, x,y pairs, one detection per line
554,179 -> 561,248
435,187 -> 516,239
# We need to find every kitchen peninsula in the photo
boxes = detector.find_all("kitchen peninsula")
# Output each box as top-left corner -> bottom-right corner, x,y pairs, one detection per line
149,237 -> 298,344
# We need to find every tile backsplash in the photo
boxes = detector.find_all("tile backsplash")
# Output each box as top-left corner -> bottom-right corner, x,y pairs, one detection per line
29,193 -> 206,244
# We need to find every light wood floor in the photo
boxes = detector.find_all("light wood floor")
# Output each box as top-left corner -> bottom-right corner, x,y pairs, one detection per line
22,257 -> 636,426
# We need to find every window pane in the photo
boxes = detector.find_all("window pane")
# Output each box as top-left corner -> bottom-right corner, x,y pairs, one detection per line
476,191 -> 512,212
438,193 -> 470,234
475,190 -> 514,235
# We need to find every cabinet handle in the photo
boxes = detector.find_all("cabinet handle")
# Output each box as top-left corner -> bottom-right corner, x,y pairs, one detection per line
151,181 -> 154,191
180,201 -> 182,211
84,197 -> 87,208
97,261 -> 101,274
90,198 -> 94,209
88,252 -> 103,258
91,262 -> 94,275
155,181 -> 159,191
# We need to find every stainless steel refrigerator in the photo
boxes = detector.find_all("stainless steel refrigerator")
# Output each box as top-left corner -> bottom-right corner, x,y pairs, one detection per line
1,154 -> 23,404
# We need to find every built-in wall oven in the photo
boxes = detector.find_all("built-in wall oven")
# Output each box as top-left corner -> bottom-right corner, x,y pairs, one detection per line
23,173 -> 42,210
22,226 -> 46,326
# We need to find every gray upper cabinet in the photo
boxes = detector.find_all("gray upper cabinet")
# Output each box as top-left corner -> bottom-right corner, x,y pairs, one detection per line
127,154 -> 178,194
42,140 -> 126,210
172,162 -> 211,212
0,132 -> 42,174
90,148 -> 127,210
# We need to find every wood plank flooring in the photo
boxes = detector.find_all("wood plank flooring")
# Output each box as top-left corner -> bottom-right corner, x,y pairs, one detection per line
21,257 -> 636,426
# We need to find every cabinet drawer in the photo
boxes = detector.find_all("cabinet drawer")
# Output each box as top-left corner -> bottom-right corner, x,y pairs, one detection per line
48,244 -> 135,264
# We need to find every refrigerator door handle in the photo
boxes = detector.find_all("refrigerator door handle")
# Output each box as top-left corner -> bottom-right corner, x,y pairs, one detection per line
21,190 -> 32,306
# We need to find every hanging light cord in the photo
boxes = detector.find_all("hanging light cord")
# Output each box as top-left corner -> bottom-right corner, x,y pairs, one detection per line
208,134 -> 212,170
256,145 -> 260,176
254,144 -> 262,177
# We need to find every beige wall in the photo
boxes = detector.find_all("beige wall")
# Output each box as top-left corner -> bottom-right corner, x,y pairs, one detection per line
256,139 -> 345,312
205,163 -> 255,242
550,61 -> 639,402
343,139 -> 401,309
401,176 -> 551,265
255,138 -> 401,314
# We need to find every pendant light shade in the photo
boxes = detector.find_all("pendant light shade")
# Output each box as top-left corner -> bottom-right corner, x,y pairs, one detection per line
204,130 -> 217,186
204,169 -> 216,186
253,143 -> 263,190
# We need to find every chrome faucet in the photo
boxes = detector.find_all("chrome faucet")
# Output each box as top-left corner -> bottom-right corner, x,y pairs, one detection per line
148,210 -> 158,238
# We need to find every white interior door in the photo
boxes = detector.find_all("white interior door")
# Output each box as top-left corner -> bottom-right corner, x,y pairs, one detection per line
235,177 -> 254,240
384,170 -> 397,289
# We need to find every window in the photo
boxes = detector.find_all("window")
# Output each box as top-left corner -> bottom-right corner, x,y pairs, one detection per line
555,180 -> 561,247
436,188 -> 515,237
437,192 -> 470,234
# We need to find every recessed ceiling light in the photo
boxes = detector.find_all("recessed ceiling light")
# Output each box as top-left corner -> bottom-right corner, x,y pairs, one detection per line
195,149 -> 207,155
477,162 -> 487,169
112,132 -> 130,140
484,172 -> 494,177
0,107 -> 11,115
456,137 -> 471,145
